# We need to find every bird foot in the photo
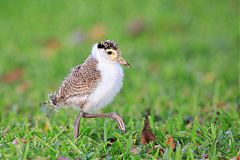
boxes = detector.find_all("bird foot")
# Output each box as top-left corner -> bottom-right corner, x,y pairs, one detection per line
108,112 -> 126,133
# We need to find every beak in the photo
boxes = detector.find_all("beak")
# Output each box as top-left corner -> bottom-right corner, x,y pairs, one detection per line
117,56 -> 131,68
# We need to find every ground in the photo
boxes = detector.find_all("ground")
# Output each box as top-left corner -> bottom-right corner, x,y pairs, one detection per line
0,0 -> 239,159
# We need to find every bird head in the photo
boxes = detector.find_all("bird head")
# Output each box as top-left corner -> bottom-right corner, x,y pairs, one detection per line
92,40 -> 130,67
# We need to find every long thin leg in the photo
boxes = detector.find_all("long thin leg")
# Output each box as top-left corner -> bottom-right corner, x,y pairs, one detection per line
82,112 -> 126,133
74,111 -> 83,139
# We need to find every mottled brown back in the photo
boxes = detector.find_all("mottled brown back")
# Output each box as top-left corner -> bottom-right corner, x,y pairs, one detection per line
49,56 -> 101,107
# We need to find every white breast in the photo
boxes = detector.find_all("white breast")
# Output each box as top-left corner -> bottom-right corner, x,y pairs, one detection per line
83,62 -> 124,112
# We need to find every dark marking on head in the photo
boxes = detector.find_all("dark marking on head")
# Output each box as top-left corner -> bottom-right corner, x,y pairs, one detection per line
97,40 -> 118,50
97,43 -> 104,49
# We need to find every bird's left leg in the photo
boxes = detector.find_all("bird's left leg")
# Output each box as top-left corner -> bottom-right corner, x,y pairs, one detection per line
82,112 -> 126,133
74,111 -> 83,139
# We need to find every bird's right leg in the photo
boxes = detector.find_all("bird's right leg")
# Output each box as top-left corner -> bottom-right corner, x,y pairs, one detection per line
81,112 -> 126,133
74,111 -> 83,139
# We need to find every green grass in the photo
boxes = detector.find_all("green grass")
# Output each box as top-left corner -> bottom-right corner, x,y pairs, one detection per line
0,0 -> 239,159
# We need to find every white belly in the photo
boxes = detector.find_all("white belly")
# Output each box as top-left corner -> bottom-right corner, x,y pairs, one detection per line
83,62 -> 124,112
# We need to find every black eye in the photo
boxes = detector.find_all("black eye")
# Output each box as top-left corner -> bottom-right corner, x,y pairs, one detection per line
107,51 -> 112,55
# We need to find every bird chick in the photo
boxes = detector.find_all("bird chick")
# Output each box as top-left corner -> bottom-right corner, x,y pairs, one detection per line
48,40 -> 130,138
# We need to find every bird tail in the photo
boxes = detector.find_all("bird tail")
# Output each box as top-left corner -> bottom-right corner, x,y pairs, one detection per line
48,92 -> 58,106
40,92 -> 60,117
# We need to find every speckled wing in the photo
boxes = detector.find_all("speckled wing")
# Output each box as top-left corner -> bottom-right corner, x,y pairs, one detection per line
50,57 -> 101,107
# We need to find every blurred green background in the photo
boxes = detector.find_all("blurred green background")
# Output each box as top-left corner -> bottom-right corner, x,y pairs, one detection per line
0,0 -> 239,159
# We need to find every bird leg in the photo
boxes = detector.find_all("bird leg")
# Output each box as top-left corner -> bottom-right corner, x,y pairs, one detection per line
74,111 -> 83,139
82,112 -> 126,133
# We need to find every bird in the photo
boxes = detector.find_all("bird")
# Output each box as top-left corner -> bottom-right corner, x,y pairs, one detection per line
47,40 -> 130,139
